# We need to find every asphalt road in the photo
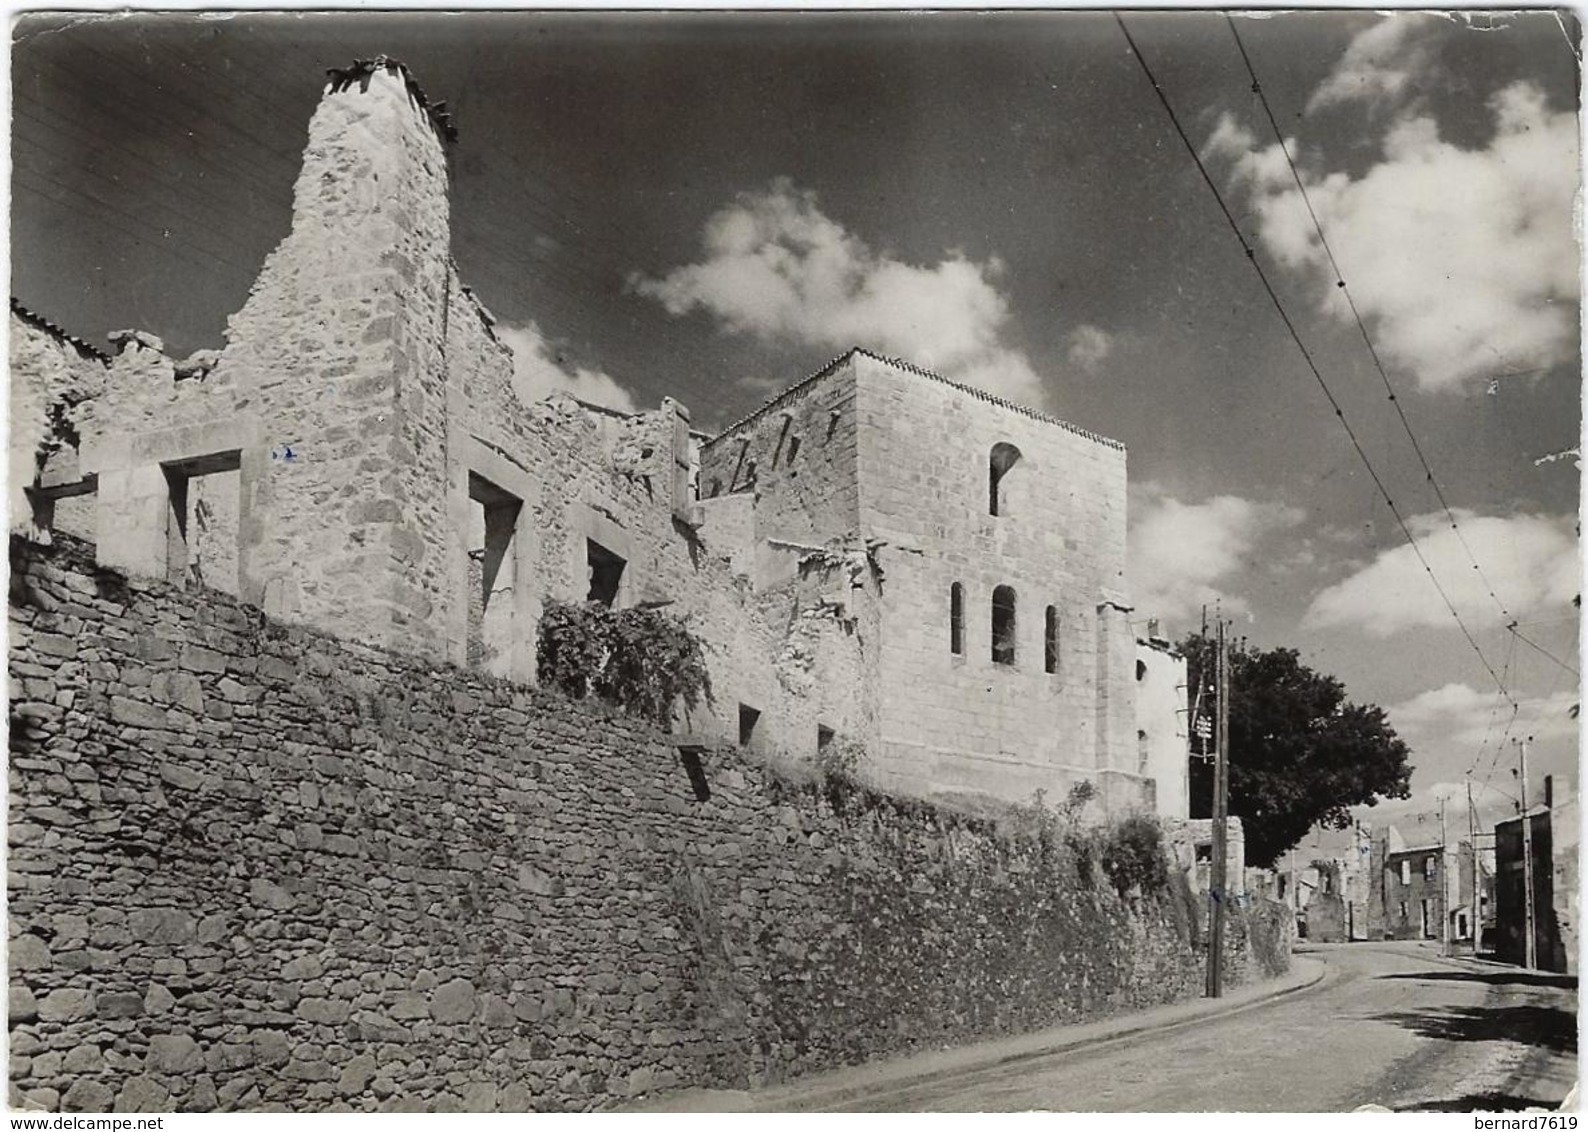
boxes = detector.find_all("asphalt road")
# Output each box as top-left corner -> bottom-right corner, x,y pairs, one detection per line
815,942 -> 1578,1112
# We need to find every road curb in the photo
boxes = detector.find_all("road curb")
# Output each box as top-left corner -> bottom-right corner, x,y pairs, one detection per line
767,957 -> 1330,1112
629,955 -> 1328,1113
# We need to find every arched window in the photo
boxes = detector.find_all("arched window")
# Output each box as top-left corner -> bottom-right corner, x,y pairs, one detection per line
989,442 -> 1023,516
950,583 -> 965,656
1045,605 -> 1059,675
1136,659 -> 1147,681
992,585 -> 1017,665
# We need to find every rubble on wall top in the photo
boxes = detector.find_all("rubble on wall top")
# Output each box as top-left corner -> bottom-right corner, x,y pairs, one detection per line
702,346 -> 1127,452
325,55 -> 458,143
108,328 -> 166,355
10,299 -> 110,363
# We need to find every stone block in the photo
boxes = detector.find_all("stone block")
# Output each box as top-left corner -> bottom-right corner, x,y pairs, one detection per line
178,644 -> 228,674
38,987 -> 95,1022
96,991 -> 142,1019
9,984 -> 38,1022
146,1033 -> 203,1074
281,954 -> 324,981
9,933 -> 52,971
143,985 -> 176,1014
249,878 -> 295,911
109,696 -> 167,729
128,908 -> 196,944
62,1079 -> 114,1113
337,1053 -> 377,1096
429,978 -> 477,1024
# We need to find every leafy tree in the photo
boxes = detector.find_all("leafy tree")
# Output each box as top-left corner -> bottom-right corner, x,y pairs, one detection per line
1181,632 -> 1412,868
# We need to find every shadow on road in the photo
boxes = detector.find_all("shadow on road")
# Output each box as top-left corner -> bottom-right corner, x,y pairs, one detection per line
1369,1003 -> 1577,1056
1400,1092 -> 1561,1113
1378,970 -> 1578,991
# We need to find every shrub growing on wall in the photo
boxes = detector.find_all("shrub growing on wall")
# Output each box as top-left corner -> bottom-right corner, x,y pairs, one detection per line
536,599 -> 712,725
1099,814 -> 1171,898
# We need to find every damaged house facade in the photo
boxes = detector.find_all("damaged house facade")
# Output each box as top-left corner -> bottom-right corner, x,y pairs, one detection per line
11,59 -> 1166,819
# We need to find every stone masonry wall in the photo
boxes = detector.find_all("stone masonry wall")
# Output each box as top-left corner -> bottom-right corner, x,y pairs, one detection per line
8,535 -> 1278,1113
697,352 -> 862,550
8,311 -> 107,540
851,353 -> 1144,808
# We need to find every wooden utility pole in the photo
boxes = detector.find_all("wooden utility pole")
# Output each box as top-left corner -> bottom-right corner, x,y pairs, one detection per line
1467,777 -> 1481,955
1206,617 -> 1229,999
1518,736 -> 1537,969
1439,796 -> 1450,956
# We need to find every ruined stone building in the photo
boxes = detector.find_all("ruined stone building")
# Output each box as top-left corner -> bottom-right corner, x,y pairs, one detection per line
10,57 -> 1171,819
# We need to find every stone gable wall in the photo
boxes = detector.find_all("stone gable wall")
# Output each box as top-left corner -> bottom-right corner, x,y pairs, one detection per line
8,535 -> 1282,1113
696,355 -> 862,550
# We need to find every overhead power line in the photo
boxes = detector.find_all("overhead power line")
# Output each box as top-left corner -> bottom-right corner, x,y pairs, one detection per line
1224,15 -> 1524,634
1113,14 -> 1517,712
1506,623 -> 1580,679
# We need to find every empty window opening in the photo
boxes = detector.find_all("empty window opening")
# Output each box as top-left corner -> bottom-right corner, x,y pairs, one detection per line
467,473 -> 523,675
950,583 -> 965,656
1136,729 -> 1149,774
1046,606 -> 1061,675
162,450 -> 242,594
1399,901 -> 1408,922
708,477 -> 723,499
989,442 -> 1022,516
817,725 -> 834,752
678,747 -> 711,802
1195,843 -> 1213,864
1136,659 -> 1147,681
991,585 -> 1017,666
738,704 -> 761,749
587,539 -> 627,607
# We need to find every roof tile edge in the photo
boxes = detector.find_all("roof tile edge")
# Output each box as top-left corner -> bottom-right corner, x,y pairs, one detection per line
10,299 -> 111,363
701,345 -> 1125,451
699,348 -> 859,450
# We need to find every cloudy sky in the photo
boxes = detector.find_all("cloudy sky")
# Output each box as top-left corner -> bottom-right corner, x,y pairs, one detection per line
11,10 -> 1580,835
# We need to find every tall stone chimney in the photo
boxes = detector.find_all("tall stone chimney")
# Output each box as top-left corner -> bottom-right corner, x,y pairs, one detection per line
221,59 -> 457,657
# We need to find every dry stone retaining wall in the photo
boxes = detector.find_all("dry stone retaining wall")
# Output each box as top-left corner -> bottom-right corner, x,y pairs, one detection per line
8,535 -> 1284,1112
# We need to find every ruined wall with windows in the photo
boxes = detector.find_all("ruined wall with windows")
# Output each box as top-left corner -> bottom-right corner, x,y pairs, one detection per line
700,351 -> 1146,813
8,60 -> 868,768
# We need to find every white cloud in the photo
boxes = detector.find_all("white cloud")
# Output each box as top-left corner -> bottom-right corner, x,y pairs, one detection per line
1301,511 -> 1579,636
630,177 -> 1046,407
1208,80 -> 1580,392
1128,484 -> 1305,626
1066,324 -> 1113,373
1389,681 -> 1579,750
497,321 -> 638,414
1306,14 -> 1442,113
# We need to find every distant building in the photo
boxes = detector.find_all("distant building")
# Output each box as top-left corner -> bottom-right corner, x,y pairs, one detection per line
1494,791 -> 1577,973
1374,831 -> 1456,942
1134,628 -> 1188,820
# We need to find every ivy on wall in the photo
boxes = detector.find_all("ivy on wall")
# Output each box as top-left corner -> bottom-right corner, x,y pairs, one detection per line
536,599 -> 712,725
